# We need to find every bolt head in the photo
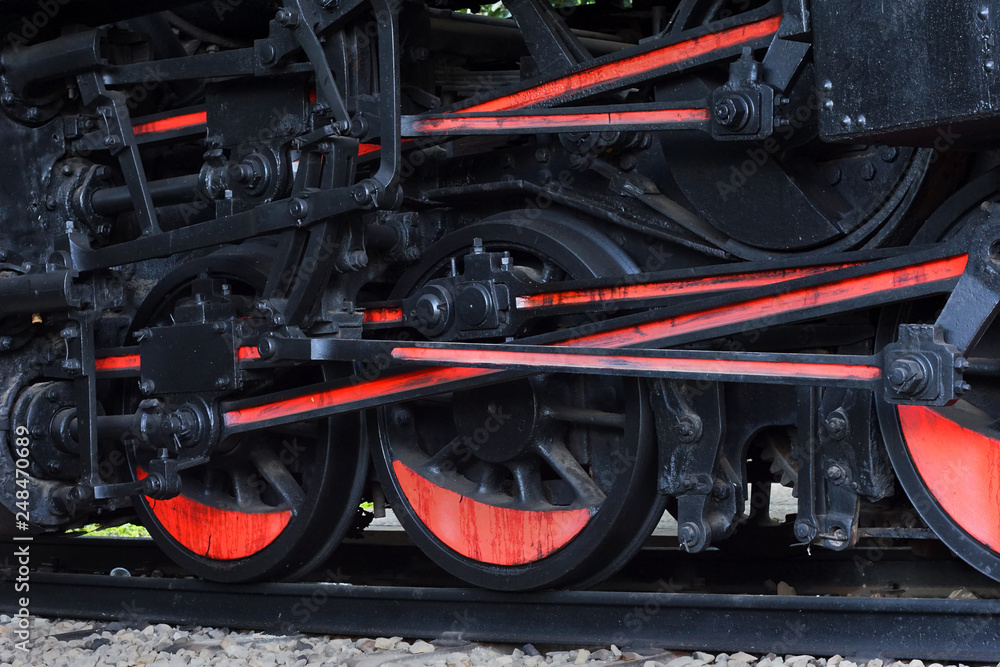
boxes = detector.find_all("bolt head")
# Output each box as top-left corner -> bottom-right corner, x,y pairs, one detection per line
794,521 -> 816,542
675,415 -> 701,443
878,146 -> 899,163
276,8 -> 299,26
825,415 -> 847,438
713,95 -> 750,131
677,522 -> 701,549
714,101 -> 734,123
887,357 -> 927,396
289,197 -> 309,219
394,409 -> 411,426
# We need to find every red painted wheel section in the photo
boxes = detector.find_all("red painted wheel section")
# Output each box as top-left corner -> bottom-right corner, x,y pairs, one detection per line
898,405 -> 1000,552
393,460 -> 592,566
137,470 -> 290,560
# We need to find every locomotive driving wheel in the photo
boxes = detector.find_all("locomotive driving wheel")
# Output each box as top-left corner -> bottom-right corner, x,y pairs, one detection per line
877,192 -> 1000,581
124,250 -> 367,582
371,212 -> 666,591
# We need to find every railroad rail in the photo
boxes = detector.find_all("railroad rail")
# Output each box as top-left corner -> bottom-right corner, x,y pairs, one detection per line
4,536 -> 1000,661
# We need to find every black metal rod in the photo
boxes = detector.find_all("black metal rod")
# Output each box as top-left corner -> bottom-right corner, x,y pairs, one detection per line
0,271 -> 74,316
90,174 -> 202,216
966,357 -> 1000,376
68,415 -> 137,441
2,31 -> 102,90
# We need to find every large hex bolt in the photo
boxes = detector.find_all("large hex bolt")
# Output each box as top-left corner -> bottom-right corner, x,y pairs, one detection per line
713,95 -> 751,131
887,356 -> 928,396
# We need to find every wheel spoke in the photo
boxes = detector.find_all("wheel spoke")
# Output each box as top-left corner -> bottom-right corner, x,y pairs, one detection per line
543,404 -> 626,429
423,435 -> 466,473
534,438 -> 606,506
506,459 -> 545,506
469,461 -> 506,496
248,447 -> 306,507
229,465 -> 260,508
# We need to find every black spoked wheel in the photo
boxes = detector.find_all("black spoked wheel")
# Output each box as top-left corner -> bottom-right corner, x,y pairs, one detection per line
371,212 -> 666,591
877,187 -> 1000,582
125,250 -> 367,582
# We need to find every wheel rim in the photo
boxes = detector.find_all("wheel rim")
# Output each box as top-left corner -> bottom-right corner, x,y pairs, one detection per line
125,250 -> 367,582
372,213 -> 665,590
878,386 -> 1000,580
877,192 -> 1000,581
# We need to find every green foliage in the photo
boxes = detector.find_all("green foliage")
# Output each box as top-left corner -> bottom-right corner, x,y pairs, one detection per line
79,523 -> 151,538
464,0 -> 596,20
481,1 -> 509,18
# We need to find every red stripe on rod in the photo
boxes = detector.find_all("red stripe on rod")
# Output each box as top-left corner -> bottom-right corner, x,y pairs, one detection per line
565,255 -> 968,348
463,15 -> 783,112
224,366 -> 492,427
132,111 -> 208,137
95,354 -> 141,372
390,347 -> 882,383
516,263 -> 863,310
407,108 -> 710,136
363,306 -> 405,324
222,255 -> 965,428
238,346 -> 262,361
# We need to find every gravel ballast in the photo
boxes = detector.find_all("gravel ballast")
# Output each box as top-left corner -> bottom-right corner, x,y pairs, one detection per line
0,616 -> 987,667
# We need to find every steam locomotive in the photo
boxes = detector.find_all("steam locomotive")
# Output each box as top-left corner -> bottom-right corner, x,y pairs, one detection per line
2,0 -> 1000,590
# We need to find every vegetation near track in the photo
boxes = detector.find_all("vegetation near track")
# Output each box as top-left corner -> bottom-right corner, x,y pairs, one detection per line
80,524 -> 151,538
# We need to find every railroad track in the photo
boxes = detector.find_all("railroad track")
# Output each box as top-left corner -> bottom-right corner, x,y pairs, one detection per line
4,534 -> 1000,661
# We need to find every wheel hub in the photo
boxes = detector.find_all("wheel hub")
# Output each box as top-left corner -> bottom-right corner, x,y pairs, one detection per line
451,380 -> 541,464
